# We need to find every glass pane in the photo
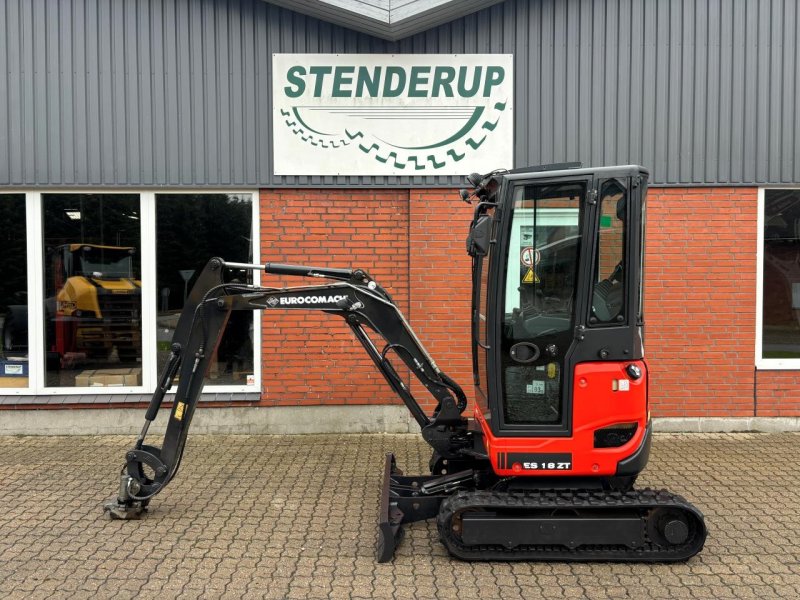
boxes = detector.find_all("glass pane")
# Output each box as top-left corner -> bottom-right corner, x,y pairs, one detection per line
475,209 -> 495,391
763,190 -> 800,359
156,194 -> 254,385
0,194 -> 29,388
501,182 -> 583,425
590,180 -> 627,325
503,185 -> 581,335
475,255 -> 490,391
43,194 -> 142,387
639,194 -> 646,322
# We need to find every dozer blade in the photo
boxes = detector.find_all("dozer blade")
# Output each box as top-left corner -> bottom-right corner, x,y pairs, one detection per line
376,453 -> 405,562
376,454 -> 473,562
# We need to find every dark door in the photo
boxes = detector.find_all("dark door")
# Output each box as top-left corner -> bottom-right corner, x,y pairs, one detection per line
491,178 -> 591,435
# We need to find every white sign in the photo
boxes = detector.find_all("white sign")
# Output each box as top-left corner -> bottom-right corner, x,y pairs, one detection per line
272,54 -> 514,176
520,247 -> 540,267
526,381 -> 545,395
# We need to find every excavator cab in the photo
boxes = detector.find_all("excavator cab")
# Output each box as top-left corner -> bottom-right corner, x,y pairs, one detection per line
106,163 -> 706,564
466,166 -> 649,482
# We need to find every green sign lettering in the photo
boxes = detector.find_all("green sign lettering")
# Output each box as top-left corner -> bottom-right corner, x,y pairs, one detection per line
431,66 -> 455,97
309,66 -> 333,97
284,66 -> 306,98
332,66 -> 355,97
483,66 -> 505,97
383,66 -> 406,98
284,63 -> 507,99
408,66 -> 431,98
356,66 -> 382,97
457,66 -> 482,98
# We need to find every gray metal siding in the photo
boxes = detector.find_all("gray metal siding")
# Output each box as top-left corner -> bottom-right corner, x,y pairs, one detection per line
0,0 -> 798,187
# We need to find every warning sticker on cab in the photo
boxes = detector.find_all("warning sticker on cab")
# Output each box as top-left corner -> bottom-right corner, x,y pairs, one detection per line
520,246 -> 540,267
522,268 -> 540,284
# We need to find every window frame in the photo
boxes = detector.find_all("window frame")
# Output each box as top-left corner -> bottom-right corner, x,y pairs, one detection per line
2,189 -> 261,396
756,186 -> 800,370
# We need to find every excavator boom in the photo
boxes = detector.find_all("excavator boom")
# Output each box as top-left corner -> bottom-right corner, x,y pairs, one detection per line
106,256 -> 472,517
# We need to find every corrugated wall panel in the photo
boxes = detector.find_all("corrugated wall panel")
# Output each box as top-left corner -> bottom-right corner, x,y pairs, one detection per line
1,0 -> 799,187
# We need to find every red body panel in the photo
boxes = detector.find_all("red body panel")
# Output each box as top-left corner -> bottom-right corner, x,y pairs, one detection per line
476,360 -> 648,477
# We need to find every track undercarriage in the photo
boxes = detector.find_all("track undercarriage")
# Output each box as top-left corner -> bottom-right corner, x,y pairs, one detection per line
378,453 -> 706,562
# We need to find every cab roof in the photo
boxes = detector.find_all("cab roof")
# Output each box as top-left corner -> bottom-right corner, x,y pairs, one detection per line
501,164 -> 649,183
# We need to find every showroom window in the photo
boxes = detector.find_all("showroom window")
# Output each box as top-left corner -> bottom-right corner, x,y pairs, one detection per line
42,194 -> 142,388
3,191 -> 259,396
0,194 -> 28,389
757,189 -> 800,368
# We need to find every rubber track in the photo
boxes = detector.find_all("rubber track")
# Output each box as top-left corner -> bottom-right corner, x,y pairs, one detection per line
437,488 -> 707,562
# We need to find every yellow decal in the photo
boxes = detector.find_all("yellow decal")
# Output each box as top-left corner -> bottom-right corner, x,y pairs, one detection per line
522,268 -> 540,284
547,362 -> 557,379
174,401 -> 186,421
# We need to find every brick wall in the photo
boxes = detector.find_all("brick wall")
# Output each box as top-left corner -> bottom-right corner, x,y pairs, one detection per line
259,189 -> 410,406
259,185 -> 800,418
644,188 -> 758,417
258,188 -> 474,411
756,371 -> 800,416
409,190 -> 475,412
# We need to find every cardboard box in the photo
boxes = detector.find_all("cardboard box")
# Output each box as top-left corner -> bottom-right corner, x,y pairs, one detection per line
75,368 -> 142,387
0,376 -> 28,388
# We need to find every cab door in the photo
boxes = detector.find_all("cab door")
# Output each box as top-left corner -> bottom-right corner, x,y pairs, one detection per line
488,176 -> 594,436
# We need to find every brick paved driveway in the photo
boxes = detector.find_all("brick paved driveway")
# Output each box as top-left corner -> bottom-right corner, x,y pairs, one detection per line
1,432 -> 799,599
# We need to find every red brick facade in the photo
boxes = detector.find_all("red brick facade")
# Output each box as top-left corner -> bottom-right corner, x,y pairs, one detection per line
259,186 -> 800,418
258,188 -> 474,411
755,371 -> 800,416
644,188 -> 758,417
259,189 -> 411,406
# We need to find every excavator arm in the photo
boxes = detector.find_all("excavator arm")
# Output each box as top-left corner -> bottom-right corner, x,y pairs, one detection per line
105,257 -> 471,520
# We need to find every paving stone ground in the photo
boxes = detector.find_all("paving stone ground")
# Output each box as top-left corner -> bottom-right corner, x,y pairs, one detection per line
1,432 -> 799,599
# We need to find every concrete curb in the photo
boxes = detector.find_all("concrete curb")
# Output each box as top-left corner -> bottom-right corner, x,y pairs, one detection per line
653,417 -> 800,433
1,407 -> 799,436
0,405 -> 417,436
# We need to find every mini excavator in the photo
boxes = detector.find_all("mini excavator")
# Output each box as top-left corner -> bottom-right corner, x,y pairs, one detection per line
105,164 -> 707,562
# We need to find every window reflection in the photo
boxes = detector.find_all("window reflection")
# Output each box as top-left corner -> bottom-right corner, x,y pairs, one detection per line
43,195 -> 142,387
156,194 -> 254,385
